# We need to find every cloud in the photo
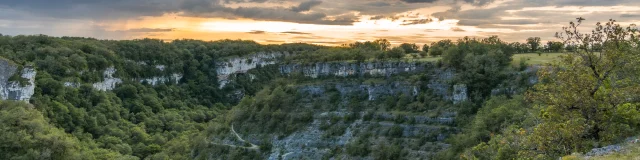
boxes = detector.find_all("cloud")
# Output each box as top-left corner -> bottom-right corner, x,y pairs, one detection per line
0,0 -> 356,25
124,28 -> 175,32
401,18 -> 433,25
247,30 -> 266,34
621,14 -> 640,18
291,1 -> 323,12
451,27 -> 465,32
281,31 -> 311,35
398,0 -> 438,3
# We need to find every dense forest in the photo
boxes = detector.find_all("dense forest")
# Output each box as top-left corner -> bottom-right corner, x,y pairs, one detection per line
0,18 -> 639,160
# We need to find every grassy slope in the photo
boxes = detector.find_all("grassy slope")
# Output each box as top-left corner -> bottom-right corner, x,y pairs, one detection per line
403,52 -> 565,64
562,141 -> 640,160
512,53 -> 565,65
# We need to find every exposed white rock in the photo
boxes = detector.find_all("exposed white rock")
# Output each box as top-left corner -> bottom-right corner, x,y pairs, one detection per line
155,65 -> 166,71
139,73 -> 182,86
217,52 -> 285,88
280,62 -> 422,79
3,67 -> 36,101
64,82 -> 80,88
92,67 -> 122,91
0,60 -> 18,100
452,84 -> 468,104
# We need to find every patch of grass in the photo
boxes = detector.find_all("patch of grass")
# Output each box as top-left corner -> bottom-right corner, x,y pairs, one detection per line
402,54 -> 441,62
401,52 -> 564,64
512,52 -> 565,65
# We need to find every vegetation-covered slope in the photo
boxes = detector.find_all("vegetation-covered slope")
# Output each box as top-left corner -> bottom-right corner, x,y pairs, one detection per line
0,18 -> 638,160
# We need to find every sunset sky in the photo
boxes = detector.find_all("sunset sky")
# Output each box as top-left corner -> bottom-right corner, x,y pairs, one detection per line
2,0 -> 640,46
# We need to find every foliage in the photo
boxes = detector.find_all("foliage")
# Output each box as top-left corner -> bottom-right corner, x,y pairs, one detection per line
346,39 -> 391,51
441,96 -> 531,159
428,39 -> 453,57
442,36 -> 515,103
526,37 -> 542,52
422,44 -> 430,53
546,41 -> 564,52
0,101 -> 137,160
399,43 -> 420,53
525,18 -> 640,158
229,86 -> 313,135
387,47 -> 406,59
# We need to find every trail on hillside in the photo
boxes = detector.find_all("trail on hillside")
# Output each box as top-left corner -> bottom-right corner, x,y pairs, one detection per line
211,124 -> 259,150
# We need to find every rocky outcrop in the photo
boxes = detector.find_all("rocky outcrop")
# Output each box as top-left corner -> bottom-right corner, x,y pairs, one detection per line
217,52 -> 287,88
139,73 -> 182,86
92,67 -> 122,91
4,67 -> 36,101
280,61 -> 425,78
299,82 -> 419,101
262,111 -> 453,159
452,84 -> 468,104
0,60 -> 36,101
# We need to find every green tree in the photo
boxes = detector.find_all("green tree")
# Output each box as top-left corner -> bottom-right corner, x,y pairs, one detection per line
422,44 -> 429,53
399,43 -> 419,53
547,41 -> 564,52
374,39 -> 391,51
526,37 -> 541,52
429,39 -> 453,57
387,47 -> 406,59
527,18 -> 640,157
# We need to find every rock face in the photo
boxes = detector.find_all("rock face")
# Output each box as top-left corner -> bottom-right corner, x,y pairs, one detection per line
299,82 -> 419,101
285,62 -> 469,103
0,60 -> 18,100
280,61 -> 425,78
4,67 -> 36,101
217,52 -> 286,88
92,67 -> 122,91
139,73 -> 183,86
452,84 -> 468,104
261,112 -> 454,160
0,60 -> 36,101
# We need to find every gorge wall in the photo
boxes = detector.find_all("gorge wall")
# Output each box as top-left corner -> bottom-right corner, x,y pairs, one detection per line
216,52 -> 287,88
279,61 -> 423,78
0,59 -> 36,101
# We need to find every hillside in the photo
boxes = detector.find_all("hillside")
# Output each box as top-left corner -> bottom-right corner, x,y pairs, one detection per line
1,19 -> 638,160
0,34 -> 539,159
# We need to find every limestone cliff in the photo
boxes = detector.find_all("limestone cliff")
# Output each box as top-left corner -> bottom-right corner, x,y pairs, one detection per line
0,59 -> 36,101
279,61 -> 423,78
217,52 -> 287,88
92,67 -> 122,91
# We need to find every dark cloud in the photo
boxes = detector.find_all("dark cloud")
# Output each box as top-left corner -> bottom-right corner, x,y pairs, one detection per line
0,0 -> 355,25
370,15 -> 386,20
224,0 -> 269,3
398,0 -> 438,3
451,27 -> 465,32
621,14 -> 640,18
124,28 -> 175,32
1,0 -> 638,29
247,30 -> 266,34
281,31 -> 312,35
291,1 -> 323,12
462,0 -> 495,6
367,2 -> 392,7
401,18 -> 433,25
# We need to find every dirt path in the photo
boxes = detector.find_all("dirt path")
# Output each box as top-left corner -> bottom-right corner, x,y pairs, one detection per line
211,124 -> 259,150
230,124 -> 259,150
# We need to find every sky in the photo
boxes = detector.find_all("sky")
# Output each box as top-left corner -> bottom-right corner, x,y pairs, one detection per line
1,0 -> 640,46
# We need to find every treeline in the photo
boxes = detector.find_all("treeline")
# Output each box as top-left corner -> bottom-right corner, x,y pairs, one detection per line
286,35 -> 571,64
